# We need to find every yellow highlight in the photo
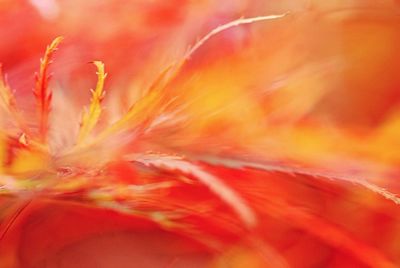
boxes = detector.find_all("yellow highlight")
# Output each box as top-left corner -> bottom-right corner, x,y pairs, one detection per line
78,61 -> 107,143
8,149 -> 49,175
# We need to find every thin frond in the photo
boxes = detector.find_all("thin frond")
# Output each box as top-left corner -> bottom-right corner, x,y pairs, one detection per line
0,65 -> 17,115
195,156 -> 400,205
0,65 -> 31,137
129,153 -> 257,228
185,13 -> 288,59
96,14 -> 288,141
33,36 -> 63,142
77,61 -> 107,143
96,64 -> 175,141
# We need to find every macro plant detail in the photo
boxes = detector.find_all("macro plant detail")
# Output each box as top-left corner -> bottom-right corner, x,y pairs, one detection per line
1,1 -> 400,267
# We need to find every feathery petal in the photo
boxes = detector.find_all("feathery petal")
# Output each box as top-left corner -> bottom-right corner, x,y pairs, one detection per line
33,36 -> 63,142
77,61 -> 107,143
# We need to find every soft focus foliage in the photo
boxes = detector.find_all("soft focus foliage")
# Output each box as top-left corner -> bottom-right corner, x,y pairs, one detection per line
1,0 -> 400,267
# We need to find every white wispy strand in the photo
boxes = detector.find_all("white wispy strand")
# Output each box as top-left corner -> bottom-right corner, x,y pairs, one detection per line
185,13 -> 288,60
130,154 -> 258,228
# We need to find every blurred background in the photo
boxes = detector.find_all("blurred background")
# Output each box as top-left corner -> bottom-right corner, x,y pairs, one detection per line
1,0 -> 400,267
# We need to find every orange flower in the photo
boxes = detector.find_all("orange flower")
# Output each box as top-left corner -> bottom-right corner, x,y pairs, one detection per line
1,1 -> 400,267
